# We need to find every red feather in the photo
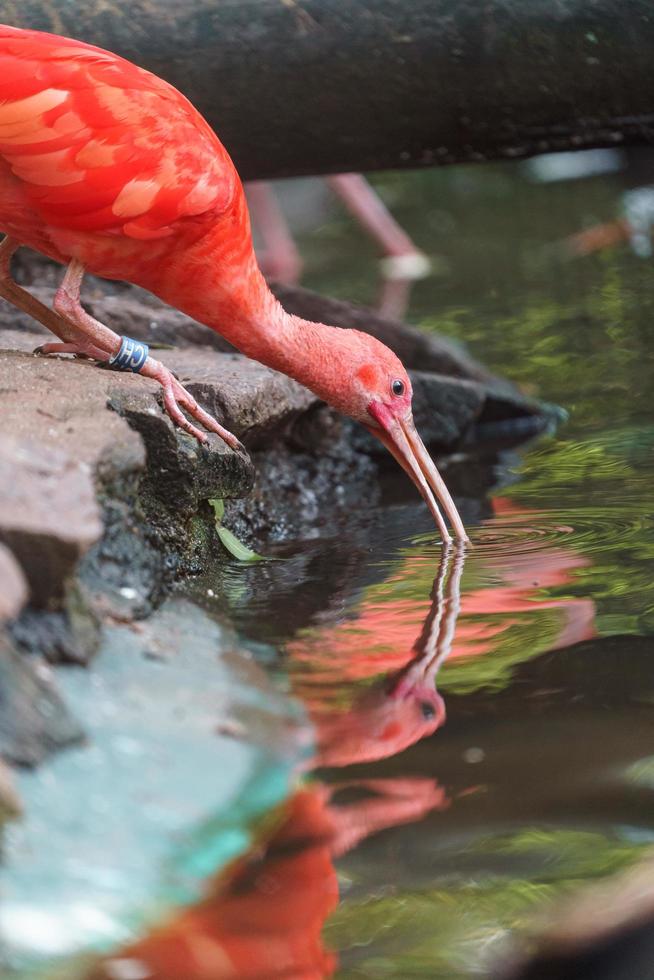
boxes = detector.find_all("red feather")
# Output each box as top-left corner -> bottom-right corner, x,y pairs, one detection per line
0,25 -> 236,246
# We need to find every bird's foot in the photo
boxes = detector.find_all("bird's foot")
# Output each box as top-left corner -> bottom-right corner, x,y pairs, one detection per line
34,340 -> 243,451
140,357 -> 245,451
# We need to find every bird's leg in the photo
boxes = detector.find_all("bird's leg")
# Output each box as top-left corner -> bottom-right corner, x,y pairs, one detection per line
138,358 -> 244,450
41,258 -> 243,449
246,181 -> 303,283
0,237 -> 75,343
45,258 -> 119,360
325,174 -> 431,319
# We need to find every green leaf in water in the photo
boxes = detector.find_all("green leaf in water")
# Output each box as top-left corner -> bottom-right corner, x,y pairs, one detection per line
216,525 -> 265,562
208,498 -> 266,562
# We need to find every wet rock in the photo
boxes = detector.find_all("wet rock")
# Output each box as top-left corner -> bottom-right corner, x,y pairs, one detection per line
409,372 -> 486,446
0,546 -> 28,624
84,388 -> 253,621
0,340 -> 254,628
225,435 -> 379,545
106,384 -> 253,516
0,549 -> 28,819
410,370 -> 549,447
9,600 -> 99,666
0,758 -> 22,819
0,338 -> 143,616
0,635 -> 84,767
0,433 -> 103,607
0,331 -> 340,633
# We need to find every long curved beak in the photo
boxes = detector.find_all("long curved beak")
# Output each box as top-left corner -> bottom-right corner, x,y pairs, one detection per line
367,409 -> 469,544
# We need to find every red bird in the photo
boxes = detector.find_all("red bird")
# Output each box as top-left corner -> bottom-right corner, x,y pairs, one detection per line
0,24 -> 467,542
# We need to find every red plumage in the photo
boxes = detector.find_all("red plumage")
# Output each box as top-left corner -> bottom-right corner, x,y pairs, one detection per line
0,25 -> 236,263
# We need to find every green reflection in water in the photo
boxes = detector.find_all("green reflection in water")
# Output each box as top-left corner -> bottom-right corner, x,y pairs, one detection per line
293,158 -> 654,977
327,830 -> 646,980
297,158 -> 654,672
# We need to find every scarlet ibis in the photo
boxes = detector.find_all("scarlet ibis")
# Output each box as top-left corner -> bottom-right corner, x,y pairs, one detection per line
0,24 -> 467,542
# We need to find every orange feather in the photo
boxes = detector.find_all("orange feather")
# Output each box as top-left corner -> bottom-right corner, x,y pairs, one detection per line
0,25 -> 236,260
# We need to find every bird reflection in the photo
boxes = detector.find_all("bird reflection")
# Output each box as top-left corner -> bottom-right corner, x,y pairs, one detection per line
86,548 -> 464,980
312,543 -> 464,768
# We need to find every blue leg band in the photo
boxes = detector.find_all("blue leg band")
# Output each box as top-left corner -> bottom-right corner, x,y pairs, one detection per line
108,336 -> 150,373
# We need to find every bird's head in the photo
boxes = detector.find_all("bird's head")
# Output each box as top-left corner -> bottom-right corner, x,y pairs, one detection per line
300,326 -> 469,543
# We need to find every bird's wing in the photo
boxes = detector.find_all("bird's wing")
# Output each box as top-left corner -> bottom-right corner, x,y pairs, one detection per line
0,25 -> 237,240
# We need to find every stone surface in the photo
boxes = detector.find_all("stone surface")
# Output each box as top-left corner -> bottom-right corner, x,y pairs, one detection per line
0,433 -> 103,607
0,634 -> 84,767
410,371 -> 487,446
225,433 -> 380,546
0,758 -> 22,819
0,545 -> 28,624
0,339 -> 254,626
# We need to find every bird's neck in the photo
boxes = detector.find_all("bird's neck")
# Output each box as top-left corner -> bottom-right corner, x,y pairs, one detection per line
236,296 -> 344,408
162,252 -> 343,403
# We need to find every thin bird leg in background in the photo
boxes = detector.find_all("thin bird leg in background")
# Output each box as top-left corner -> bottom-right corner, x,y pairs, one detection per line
248,175 -> 430,317
325,173 -> 431,319
40,259 -> 244,449
0,237 -> 74,343
246,181 -> 303,283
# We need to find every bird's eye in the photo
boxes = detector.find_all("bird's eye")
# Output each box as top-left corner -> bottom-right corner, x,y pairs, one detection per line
419,700 -> 436,720
391,379 -> 405,397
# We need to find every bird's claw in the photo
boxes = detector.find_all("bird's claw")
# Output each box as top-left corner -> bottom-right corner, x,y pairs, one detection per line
33,341 -> 100,360
142,358 -> 243,451
33,342 -> 242,450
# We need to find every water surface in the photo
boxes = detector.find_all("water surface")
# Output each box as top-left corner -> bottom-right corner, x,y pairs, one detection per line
221,159 -> 654,978
28,157 -> 654,978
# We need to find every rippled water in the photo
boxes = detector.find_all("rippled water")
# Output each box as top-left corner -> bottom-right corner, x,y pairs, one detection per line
57,159 -> 654,978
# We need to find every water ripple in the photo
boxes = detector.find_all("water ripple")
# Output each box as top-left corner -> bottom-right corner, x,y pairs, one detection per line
473,505 -> 652,558
411,503 -> 653,564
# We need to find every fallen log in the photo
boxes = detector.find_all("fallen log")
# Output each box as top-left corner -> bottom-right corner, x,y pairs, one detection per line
5,0 -> 654,179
